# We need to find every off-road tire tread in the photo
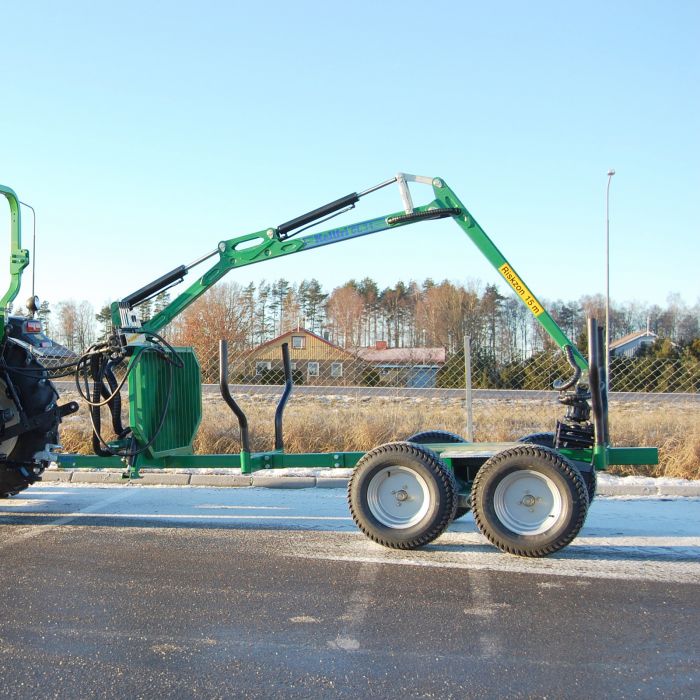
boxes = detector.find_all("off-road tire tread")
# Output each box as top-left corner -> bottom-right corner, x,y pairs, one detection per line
517,432 -> 555,447
405,430 -> 467,445
471,445 -> 588,558
518,432 -> 596,501
348,441 -> 457,550
584,467 -> 597,502
0,340 -> 59,497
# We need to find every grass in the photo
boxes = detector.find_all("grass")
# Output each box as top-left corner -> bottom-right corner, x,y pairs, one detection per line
57,391 -> 700,480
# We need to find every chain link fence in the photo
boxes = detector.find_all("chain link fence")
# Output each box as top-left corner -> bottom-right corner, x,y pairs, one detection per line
187,337 -> 699,390
177,335 -> 700,445
48,332 -> 699,476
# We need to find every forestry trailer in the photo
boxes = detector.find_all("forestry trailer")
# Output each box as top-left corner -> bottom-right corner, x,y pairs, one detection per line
0,175 -> 657,556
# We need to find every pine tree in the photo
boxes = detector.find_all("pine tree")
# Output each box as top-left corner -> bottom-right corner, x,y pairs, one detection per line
37,300 -> 52,335
95,305 -> 113,342
299,279 -> 327,334
480,284 -> 504,359
153,291 -> 171,315
256,281 -> 271,343
269,279 -> 290,335
240,282 -> 256,346
139,297 -> 153,324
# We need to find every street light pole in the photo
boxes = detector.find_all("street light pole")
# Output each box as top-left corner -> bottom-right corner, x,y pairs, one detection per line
605,168 -> 615,394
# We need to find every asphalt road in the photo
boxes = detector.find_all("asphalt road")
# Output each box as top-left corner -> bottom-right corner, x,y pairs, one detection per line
1,485 -> 699,699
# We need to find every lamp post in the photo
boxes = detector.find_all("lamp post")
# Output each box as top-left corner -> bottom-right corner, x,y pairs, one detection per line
605,168 -> 615,394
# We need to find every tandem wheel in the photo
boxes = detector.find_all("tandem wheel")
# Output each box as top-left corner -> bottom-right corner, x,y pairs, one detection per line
471,445 -> 589,557
347,442 -> 458,549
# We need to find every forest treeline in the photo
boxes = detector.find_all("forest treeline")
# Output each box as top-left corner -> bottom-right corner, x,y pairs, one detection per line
29,277 -> 700,367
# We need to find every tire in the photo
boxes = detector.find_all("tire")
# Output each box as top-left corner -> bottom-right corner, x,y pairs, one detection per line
0,340 -> 60,498
348,442 -> 458,549
517,432 -> 555,448
405,430 -> 470,520
405,430 -> 467,445
582,467 -> 597,503
471,445 -> 589,557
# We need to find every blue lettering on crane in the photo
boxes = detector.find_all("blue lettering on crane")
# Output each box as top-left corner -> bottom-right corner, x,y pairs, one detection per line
301,216 -> 390,250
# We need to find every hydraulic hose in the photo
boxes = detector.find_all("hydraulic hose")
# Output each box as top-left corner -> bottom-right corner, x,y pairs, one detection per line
90,354 -> 112,457
103,358 -> 127,437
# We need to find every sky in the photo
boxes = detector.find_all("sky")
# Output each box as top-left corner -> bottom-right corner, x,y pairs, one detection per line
1,1 -> 698,318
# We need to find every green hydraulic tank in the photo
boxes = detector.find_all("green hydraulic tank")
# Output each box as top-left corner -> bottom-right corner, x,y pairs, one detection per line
128,346 -> 202,458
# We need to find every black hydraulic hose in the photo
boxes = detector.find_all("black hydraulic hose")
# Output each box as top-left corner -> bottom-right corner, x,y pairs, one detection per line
75,343 -> 135,408
103,358 -> 127,437
81,331 -> 184,460
552,344 -> 581,391
386,207 -> 461,226
90,354 -> 112,457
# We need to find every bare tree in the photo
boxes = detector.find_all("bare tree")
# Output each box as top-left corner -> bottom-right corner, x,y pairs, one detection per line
55,301 -> 78,350
325,284 -> 364,348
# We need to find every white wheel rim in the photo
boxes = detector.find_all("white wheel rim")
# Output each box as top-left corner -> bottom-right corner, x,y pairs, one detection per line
366,466 -> 430,529
493,469 -> 563,535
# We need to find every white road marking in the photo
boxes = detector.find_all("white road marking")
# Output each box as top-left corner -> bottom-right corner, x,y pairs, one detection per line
1,512 -> 352,521
0,490 -> 133,549
328,563 -> 379,651
290,615 -> 321,624
195,504 -> 291,510
298,549 -> 700,584
466,572 -> 502,658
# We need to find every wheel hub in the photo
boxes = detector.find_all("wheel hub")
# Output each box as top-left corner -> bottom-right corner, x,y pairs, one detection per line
394,489 -> 409,503
493,469 -> 564,535
366,466 -> 430,529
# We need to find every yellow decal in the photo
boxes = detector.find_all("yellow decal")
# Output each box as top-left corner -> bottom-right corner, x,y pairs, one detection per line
499,263 -> 544,317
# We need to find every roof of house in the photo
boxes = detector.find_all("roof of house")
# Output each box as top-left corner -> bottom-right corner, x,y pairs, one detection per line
610,329 -> 658,351
355,347 -> 447,364
245,327 -> 356,359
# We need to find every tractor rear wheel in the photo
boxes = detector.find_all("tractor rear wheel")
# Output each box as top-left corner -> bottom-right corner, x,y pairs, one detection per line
471,445 -> 589,557
348,442 -> 457,549
0,340 -> 61,497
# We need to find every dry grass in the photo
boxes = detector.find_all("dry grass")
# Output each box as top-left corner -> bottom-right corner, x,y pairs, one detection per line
57,391 -> 700,480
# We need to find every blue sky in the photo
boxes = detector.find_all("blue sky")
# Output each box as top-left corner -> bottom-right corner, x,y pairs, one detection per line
1,1 -> 698,314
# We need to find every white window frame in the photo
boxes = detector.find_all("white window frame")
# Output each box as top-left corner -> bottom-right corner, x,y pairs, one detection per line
291,335 -> 305,349
330,362 -> 343,378
255,361 -> 272,375
307,361 -> 320,377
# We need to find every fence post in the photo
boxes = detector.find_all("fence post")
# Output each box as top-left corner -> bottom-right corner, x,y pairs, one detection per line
464,335 -> 474,441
